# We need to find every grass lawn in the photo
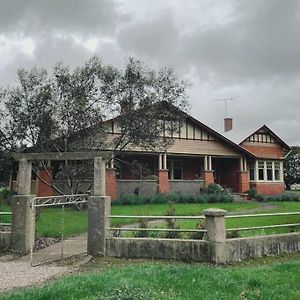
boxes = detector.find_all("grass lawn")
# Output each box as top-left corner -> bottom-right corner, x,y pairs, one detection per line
2,254 -> 300,299
1,201 -> 300,238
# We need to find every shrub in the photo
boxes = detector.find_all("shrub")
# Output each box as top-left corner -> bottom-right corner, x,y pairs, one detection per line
246,188 -> 257,199
189,220 -> 206,240
264,192 -> 300,202
205,183 -> 225,194
133,218 -> 149,238
113,191 -> 233,206
164,200 -> 181,239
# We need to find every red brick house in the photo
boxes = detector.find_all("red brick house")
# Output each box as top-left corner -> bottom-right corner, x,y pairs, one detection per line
100,114 -> 290,200
13,110 -> 291,199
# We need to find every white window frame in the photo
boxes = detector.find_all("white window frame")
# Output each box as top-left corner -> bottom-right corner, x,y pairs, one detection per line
250,160 -> 283,182
168,160 -> 183,180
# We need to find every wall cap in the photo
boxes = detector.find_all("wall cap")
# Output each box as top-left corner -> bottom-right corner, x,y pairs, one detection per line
202,208 -> 227,217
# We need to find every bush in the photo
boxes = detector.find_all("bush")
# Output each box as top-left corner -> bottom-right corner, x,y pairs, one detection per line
246,188 -> 257,199
189,220 -> 206,240
263,192 -> 300,202
164,201 -> 181,239
113,191 -> 233,206
0,187 -> 15,205
205,183 -> 225,194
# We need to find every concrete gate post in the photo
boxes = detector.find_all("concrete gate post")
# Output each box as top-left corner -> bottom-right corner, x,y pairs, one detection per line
203,208 -> 227,264
87,157 -> 111,256
11,159 -> 36,254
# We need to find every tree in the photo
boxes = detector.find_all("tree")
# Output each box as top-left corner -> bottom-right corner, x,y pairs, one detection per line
284,146 -> 300,189
0,57 -> 189,193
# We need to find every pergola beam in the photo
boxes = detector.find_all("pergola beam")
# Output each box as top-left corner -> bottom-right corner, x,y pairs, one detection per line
12,151 -> 112,161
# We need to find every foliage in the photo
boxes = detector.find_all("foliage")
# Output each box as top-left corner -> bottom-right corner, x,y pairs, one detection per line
284,146 -> 300,188
205,183 -> 226,194
113,192 -> 233,206
0,187 -> 16,205
263,192 -> 300,202
189,220 -> 206,240
133,217 -> 149,238
164,200 -> 181,239
246,188 -> 257,199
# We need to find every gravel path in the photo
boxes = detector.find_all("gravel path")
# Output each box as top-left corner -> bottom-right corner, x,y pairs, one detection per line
0,261 -> 69,292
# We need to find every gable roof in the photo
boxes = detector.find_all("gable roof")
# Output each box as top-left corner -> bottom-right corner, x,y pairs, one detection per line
239,124 -> 291,151
182,111 -> 256,159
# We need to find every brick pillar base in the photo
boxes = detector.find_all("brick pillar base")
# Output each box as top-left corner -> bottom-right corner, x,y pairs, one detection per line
106,168 -> 117,201
157,169 -> 169,193
238,171 -> 250,193
36,168 -> 54,197
203,170 -> 214,187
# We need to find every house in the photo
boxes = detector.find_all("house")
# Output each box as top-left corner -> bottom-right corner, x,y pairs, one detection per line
11,108 -> 291,199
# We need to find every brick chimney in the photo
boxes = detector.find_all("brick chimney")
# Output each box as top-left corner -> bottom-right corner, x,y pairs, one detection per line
224,118 -> 233,132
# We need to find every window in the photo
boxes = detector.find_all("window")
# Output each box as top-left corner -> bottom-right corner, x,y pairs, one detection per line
168,160 -> 183,180
258,161 -> 265,180
255,160 -> 282,182
266,162 -> 273,181
249,163 -> 255,181
274,162 -> 280,181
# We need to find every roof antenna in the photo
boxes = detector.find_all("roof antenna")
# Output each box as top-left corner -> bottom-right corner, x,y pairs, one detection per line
213,98 -> 234,132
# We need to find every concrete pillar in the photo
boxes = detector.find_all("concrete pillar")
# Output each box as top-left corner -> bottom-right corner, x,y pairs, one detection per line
94,157 -> 106,196
18,159 -> 32,195
204,156 -> 208,171
208,156 -> 212,171
203,208 -> 227,264
87,196 -> 111,256
10,195 -> 35,254
240,157 -> 244,171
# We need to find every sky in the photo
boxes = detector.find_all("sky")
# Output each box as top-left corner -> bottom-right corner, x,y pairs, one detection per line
0,0 -> 299,145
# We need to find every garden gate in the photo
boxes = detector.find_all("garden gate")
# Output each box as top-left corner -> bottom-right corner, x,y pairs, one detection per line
30,194 -> 88,266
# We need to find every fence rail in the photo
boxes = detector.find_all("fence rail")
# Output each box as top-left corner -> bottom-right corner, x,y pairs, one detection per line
109,215 -> 206,220
108,212 -> 300,235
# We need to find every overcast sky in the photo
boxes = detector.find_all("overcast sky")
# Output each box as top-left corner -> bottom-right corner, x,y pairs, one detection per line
0,0 -> 299,145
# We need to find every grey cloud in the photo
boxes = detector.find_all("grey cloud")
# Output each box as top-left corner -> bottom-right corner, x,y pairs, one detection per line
117,11 -> 181,67
0,0 -> 125,36
182,0 -> 300,84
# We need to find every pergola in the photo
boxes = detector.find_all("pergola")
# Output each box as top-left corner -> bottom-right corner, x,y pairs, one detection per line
13,151 -> 113,196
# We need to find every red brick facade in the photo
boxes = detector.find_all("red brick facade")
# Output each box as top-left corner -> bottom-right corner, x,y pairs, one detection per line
203,170 -> 214,186
241,144 -> 283,158
250,182 -> 285,195
238,171 -> 250,193
157,169 -> 169,193
36,168 -> 54,197
106,168 -> 117,200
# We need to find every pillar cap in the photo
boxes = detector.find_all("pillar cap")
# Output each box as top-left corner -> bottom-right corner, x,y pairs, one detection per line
202,208 -> 227,217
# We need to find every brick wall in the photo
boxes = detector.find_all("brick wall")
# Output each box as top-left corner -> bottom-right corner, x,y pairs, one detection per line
241,144 -> 283,158
157,169 -> 169,193
36,168 -> 54,197
238,171 -> 250,193
106,168 -> 117,201
203,170 -> 214,186
250,182 -> 285,195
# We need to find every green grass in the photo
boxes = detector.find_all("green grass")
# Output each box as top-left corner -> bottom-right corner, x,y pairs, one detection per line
2,256 -> 300,300
2,201 -> 300,238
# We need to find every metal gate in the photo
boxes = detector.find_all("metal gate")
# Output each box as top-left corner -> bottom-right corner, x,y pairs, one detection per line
30,194 -> 88,266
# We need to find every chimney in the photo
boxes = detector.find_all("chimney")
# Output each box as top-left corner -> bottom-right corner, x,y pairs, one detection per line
224,118 -> 233,132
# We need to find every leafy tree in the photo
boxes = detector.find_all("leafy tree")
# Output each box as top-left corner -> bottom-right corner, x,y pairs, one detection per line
284,146 -> 300,189
0,57 -> 189,192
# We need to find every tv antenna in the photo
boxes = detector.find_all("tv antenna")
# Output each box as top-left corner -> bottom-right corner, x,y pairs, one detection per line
213,98 -> 234,117
213,98 -> 234,132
